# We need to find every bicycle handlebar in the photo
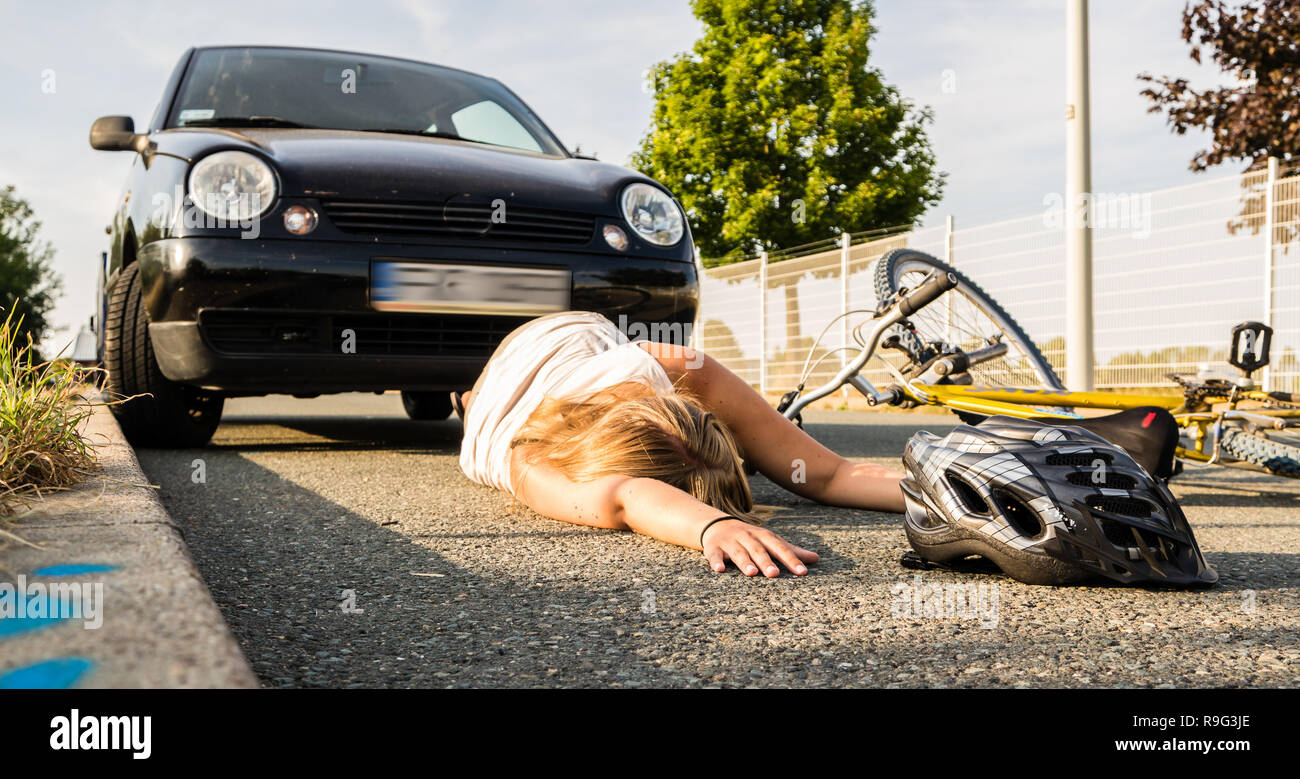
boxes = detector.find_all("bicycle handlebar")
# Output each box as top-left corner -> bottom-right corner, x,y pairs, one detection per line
898,271 -> 959,316
779,271 -> 959,420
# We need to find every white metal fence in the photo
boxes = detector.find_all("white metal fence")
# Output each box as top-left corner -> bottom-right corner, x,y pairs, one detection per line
697,164 -> 1300,395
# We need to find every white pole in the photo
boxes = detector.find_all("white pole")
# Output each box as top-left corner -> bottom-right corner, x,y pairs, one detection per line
945,214 -> 954,264
840,232 -> 852,399
945,215 -> 955,346
759,250 -> 768,394
1066,0 -> 1095,391
1262,156 -> 1278,392
691,243 -> 702,350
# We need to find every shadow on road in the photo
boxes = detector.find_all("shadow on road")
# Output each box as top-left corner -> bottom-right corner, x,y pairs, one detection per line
800,416 -> 959,460
1171,480 -> 1300,509
143,446 -> 748,687
138,441 -> 863,688
203,417 -> 463,454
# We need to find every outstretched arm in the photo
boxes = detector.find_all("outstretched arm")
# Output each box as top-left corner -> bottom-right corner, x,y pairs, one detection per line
638,341 -> 906,513
509,446 -> 818,576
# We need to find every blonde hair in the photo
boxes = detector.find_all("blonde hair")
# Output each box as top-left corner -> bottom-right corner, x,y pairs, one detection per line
511,381 -> 759,524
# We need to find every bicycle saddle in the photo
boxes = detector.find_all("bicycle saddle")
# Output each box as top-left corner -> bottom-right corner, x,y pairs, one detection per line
967,406 -> 1180,479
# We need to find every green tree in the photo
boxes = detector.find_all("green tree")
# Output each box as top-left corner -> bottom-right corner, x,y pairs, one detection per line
0,185 -> 61,350
633,0 -> 944,261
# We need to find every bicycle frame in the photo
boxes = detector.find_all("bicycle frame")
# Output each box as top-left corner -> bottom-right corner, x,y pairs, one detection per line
778,279 -> 1300,469
900,383 -> 1179,418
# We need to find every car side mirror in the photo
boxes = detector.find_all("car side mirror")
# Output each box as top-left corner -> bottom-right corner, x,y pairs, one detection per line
90,115 -> 149,153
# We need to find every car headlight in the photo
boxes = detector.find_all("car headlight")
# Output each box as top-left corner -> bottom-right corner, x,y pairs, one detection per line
187,151 -> 277,222
620,183 -> 684,246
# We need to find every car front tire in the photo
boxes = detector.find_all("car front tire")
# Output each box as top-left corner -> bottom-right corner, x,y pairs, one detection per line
103,262 -> 224,448
400,391 -> 453,421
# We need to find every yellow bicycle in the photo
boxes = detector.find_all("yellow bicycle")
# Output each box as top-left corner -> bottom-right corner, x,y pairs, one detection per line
778,249 -> 1300,479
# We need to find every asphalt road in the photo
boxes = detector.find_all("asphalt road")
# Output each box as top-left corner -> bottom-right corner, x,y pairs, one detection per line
136,393 -> 1299,688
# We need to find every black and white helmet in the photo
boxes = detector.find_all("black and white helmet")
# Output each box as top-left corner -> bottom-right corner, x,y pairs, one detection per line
900,416 -> 1217,587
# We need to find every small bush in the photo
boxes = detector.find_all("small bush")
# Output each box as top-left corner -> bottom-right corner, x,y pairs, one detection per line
0,307 -> 96,516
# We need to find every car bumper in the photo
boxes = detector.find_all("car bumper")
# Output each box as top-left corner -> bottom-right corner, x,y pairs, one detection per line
135,237 -> 698,393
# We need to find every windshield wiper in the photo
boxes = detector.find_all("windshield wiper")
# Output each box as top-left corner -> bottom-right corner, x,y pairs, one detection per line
357,128 -> 489,144
182,116 -> 316,128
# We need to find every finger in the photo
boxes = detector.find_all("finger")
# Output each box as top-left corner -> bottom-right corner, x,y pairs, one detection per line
763,536 -> 811,576
792,545 -> 820,565
704,546 -> 727,573
725,543 -> 760,577
739,536 -> 781,578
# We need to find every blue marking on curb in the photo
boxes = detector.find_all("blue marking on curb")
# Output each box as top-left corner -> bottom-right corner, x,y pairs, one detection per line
1,566 -> 116,640
0,658 -> 94,689
0,593 -> 68,639
32,564 -> 119,576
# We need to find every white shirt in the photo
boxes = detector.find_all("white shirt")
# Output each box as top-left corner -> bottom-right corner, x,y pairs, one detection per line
458,311 -> 675,495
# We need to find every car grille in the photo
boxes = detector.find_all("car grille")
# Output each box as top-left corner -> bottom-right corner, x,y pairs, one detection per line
200,310 -> 531,357
321,199 -> 596,244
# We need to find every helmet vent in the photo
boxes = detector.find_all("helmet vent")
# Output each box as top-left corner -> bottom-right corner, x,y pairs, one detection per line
1066,471 -> 1137,490
1047,451 -> 1113,468
1099,521 -> 1181,566
946,471 -> 989,514
991,489 -> 1044,538
1061,541 -> 1100,566
1100,518 -> 1138,547
1087,495 -> 1152,518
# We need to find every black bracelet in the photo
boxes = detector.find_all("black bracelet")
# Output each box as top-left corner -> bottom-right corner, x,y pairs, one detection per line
699,515 -> 740,549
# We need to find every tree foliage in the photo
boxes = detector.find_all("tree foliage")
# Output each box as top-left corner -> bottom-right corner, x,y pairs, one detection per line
0,185 -> 60,349
633,0 -> 944,261
1139,0 -> 1300,172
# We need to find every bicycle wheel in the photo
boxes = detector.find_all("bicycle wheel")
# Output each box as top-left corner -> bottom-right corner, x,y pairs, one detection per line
1219,428 -> 1300,478
873,249 -> 1064,391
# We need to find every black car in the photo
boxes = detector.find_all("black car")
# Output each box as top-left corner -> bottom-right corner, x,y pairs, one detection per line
90,45 -> 698,447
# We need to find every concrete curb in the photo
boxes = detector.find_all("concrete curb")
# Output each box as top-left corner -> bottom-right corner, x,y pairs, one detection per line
0,395 -> 258,688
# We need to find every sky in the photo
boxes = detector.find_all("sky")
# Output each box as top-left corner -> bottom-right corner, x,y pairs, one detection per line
0,0 -> 1229,352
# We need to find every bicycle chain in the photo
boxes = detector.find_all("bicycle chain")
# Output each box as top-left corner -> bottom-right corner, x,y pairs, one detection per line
1262,394 -> 1300,410
1168,375 -> 1212,407
1168,373 -> 1300,411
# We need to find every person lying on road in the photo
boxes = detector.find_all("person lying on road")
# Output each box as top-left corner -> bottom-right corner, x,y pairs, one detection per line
457,311 -> 905,578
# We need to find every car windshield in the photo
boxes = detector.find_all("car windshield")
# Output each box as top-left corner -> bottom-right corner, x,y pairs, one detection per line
166,47 -> 565,155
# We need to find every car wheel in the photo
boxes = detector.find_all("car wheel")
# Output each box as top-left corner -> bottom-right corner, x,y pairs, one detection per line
400,391 -> 453,421
103,262 -> 224,448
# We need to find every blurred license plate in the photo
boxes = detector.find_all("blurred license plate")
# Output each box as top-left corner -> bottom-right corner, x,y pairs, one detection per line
371,261 -> 570,315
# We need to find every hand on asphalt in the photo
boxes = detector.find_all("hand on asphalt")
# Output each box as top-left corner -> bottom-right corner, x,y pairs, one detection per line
702,519 -> 819,577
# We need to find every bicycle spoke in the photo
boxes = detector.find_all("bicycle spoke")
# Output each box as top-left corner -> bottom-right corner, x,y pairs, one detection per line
898,269 -> 1047,388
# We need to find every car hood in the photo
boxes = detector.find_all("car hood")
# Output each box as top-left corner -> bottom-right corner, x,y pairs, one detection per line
154,128 -> 657,215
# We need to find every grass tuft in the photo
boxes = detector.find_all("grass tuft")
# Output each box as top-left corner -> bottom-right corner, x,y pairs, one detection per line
0,307 -> 98,520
